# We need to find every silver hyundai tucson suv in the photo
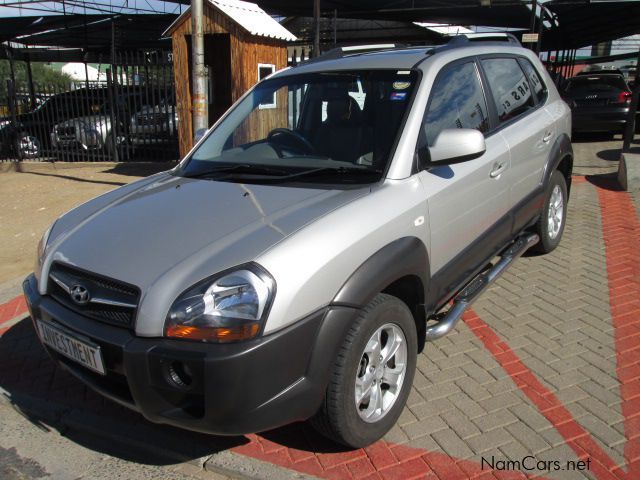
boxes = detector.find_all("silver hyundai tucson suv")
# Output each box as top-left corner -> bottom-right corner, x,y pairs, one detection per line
24,35 -> 572,448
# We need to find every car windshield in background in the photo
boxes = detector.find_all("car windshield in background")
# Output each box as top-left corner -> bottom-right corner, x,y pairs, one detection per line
178,70 -> 419,185
565,75 -> 628,95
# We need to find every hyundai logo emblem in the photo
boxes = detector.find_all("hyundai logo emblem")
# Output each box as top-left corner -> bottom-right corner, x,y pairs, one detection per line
70,284 -> 90,305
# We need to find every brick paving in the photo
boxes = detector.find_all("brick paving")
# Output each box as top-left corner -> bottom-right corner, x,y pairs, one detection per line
1,172 -> 639,479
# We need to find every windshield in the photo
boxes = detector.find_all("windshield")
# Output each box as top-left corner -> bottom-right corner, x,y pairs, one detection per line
178,69 -> 419,185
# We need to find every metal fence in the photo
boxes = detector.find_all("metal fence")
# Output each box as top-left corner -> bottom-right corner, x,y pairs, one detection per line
0,50 -> 178,162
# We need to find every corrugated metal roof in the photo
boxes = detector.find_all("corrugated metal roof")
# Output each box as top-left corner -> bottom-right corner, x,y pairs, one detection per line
210,0 -> 296,41
162,0 -> 296,41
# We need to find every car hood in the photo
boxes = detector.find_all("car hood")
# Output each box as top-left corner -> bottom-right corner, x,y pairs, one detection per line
43,171 -> 369,335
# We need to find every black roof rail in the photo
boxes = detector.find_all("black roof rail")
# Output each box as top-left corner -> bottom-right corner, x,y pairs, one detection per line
425,33 -> 522,57
448,33 -> 521,46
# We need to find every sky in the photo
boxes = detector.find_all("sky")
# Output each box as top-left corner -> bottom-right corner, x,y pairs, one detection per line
0,0 -> 185,16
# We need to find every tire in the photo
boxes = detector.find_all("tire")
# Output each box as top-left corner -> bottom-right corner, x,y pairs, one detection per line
15,132 -> 41,159
310,293 -> 417,448
532,170 -> 568,254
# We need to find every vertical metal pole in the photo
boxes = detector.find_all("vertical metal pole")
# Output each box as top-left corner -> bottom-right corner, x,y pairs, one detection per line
106,68 -> 119,162
313,0 -> 321,57
7,79 -> 20,161
622,48 -> 640,152
529,0 -> 537,52
535,6 -> 544,56
192,0 -> 209,142
25,54 -> 36,110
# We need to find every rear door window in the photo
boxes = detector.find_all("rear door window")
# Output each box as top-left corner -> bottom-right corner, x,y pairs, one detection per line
521,60 -> 547,103
482,58 -> 535,124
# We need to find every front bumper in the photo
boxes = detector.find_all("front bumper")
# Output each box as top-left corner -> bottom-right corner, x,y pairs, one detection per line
23,274 -> 356,435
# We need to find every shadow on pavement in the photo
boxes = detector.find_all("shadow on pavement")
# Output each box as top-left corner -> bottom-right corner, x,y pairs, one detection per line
18,170 -> 127,187
572,132 -> 618,143
0,319 -> 247,465
0,317 -> 353,464
102,162 -> 178,178
585,172 -> 624,191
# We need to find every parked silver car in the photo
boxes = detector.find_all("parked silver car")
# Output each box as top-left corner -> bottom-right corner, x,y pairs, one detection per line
25,35 -> 572,448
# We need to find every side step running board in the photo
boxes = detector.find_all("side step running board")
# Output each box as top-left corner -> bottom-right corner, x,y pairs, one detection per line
425,233 -> 539,342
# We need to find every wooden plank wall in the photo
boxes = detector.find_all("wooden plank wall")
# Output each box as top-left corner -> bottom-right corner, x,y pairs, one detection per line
170,4 -> 289,157
231,34 -> 288,146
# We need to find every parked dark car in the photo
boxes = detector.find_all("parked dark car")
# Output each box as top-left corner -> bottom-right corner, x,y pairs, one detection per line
51,88 -> 177,160
563,73 -> 635,133
0,88 -> 108,159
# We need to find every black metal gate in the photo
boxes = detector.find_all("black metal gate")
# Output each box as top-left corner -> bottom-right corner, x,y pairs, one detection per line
0,50 -> 178,162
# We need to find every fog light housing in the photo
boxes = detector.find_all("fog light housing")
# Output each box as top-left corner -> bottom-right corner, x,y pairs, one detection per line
165,361 -> 193,389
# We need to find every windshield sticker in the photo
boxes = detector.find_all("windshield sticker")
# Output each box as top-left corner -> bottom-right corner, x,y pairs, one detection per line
390,92 -> 408,101
396,70 -> 411,75
393,81 -> 411,90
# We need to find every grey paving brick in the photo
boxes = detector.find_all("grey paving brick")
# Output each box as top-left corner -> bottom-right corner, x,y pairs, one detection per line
432,428 -> 474,459
477,392 -> 521,413
401,412 -> 448,438
440,408 -> 482,440
472,409 -> 519,432
505,422 -> 552,454
455,377 -> 492,402
466,428 -> 516,454
509,403 -> 553,432
417,381 -> 461,402
447,392 -> 487,419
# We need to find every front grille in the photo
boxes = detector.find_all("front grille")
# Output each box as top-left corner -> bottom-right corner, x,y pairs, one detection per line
56,125 -> 76,139
136,113 -> 166,126
48,262 -> 140,329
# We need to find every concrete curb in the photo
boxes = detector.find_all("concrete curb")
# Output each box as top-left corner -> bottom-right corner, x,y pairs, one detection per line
0,388 -> 316,480
618,151 -> 640,191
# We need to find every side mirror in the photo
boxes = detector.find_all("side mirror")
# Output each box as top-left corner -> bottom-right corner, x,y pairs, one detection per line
428,129 -> 486,165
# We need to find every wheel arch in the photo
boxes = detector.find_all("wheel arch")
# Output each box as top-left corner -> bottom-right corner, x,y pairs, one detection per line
542,133 -> 573,195
332,237 -> 429,352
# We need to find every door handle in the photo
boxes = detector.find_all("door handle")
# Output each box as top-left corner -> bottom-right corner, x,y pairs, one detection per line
542,131 -> 553,143
489,162 -> 506,178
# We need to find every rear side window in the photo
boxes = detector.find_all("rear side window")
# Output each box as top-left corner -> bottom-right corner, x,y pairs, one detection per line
482,58 -> 535,124
521,60 -> 546,103
423,61 -> 489,146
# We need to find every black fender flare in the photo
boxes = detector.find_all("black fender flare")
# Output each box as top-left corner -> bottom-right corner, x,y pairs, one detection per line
332,236 -> 429,308
541,133 -> 573,191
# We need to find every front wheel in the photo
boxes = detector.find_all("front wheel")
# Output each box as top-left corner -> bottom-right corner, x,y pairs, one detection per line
311,294 -> 417,448
16,132 -> 41,159
532,170 -> 568,254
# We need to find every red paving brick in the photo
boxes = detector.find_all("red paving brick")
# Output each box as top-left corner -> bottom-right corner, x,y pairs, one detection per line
0,295 -> 28,325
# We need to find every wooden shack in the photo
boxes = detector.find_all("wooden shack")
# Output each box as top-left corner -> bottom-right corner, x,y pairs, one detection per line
163,0 -> 296,156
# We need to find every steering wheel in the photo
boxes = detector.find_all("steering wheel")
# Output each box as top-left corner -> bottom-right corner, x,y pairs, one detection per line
267,128 -> 317,156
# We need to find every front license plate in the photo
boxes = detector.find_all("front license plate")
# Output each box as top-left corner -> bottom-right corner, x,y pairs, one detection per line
36,320 -> 106,375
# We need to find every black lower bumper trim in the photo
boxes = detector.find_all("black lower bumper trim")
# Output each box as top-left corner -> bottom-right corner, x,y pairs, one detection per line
23,274 -> 358,435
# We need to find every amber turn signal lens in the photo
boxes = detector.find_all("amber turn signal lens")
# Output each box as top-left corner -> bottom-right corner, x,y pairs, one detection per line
166,323 -> 260,342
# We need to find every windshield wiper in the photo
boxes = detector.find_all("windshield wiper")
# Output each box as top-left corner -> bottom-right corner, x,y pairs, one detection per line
257,166 -> 383,183
182,164 -> 289,178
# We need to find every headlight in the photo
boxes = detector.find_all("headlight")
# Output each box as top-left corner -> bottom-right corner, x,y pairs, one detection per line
36,222 -> 55,268
165,265 -> 275,343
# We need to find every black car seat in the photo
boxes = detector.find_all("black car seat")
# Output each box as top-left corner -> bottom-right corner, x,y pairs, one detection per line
314,95 -> 368,163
